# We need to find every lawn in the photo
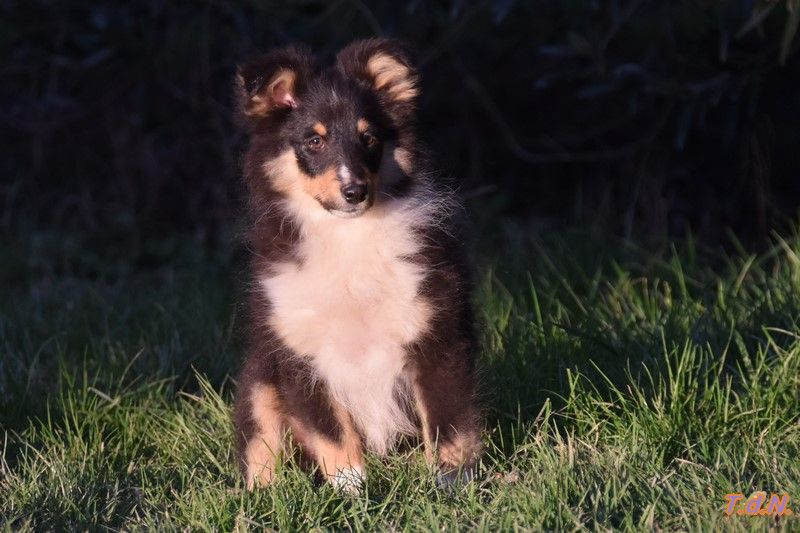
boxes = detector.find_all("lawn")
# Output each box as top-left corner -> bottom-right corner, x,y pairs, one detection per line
1,224 -> 799,531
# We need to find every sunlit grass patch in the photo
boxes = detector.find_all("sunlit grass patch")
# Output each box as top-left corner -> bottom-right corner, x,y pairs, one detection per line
2,227 -> 799,530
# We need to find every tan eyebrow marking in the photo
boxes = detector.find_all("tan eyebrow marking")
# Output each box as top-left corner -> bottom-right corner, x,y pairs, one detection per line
313,122 -> 327,136
357,118 -> 370,134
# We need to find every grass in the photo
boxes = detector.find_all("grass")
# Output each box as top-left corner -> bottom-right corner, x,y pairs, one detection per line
1,223 -> 799,531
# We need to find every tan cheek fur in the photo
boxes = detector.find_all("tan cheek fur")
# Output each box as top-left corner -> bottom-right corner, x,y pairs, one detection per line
268,147 -> 409,210
377,142 -> 413,192
265,151 -> 342,213
302,167 -> 341,206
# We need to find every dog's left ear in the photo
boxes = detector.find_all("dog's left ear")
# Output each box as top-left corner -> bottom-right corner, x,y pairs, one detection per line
336,38 -> 419,125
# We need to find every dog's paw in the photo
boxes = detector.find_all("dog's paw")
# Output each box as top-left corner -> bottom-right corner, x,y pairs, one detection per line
436,464 -> 477,491
331,466 -> 365,494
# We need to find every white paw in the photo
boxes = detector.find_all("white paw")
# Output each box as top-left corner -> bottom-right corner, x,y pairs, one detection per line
331,466 -> 365,493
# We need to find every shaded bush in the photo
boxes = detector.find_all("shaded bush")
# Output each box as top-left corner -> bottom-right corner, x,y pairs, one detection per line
2,0 -> 799,253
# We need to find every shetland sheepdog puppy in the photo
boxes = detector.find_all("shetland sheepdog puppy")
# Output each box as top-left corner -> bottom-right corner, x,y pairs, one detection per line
233,38 -> 481,491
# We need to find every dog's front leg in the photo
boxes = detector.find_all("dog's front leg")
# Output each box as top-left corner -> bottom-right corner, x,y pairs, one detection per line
234,380 -> 286,490
281,377 -> 365,493
410,354 -> 482,485
289,403 -> 364,492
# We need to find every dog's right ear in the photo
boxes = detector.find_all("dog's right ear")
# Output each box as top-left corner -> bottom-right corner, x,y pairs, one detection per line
335,38 -> 419,127
236,46 -> 313,120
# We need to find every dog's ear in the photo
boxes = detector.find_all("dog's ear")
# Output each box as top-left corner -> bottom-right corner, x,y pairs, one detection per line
236,46 -> 314,121
335,38 -> 419,125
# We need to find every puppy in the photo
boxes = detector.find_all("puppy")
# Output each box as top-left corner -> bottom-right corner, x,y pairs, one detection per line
233,38 -> 480,491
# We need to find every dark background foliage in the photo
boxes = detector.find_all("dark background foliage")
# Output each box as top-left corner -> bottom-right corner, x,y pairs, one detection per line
2,0 -> 799,267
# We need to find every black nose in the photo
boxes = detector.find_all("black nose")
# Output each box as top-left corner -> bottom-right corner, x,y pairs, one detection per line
341,183 -> 368,204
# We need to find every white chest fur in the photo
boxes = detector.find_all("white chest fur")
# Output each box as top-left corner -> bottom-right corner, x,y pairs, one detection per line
260,202 -> 432,453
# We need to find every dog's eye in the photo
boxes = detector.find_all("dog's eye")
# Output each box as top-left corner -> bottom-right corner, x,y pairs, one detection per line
362,132 -> 379,149
306,136 -> 325,150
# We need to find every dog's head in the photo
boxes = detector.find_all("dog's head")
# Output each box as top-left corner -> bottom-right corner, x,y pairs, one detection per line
237,39 -> 419,218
